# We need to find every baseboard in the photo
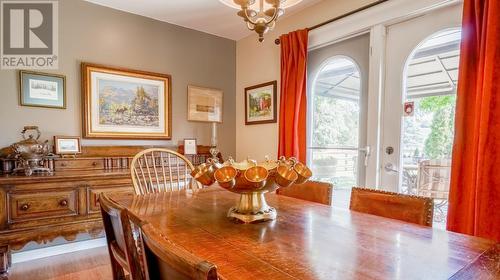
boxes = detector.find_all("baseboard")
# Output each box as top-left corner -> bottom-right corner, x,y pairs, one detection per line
12,238 -> 107,264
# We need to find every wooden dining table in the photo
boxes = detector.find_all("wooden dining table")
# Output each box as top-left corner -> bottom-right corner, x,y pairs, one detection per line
111,186 -> 499,280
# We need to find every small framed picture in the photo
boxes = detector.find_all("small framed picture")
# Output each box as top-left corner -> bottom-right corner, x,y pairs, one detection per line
54,136 -> 82,155
184,139 -> 198,155
245,81 -> 277,125
20,71 -> 66,109
187,85 -> 223,123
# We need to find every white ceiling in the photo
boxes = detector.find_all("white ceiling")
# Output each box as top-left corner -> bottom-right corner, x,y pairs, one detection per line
85,0 -> 321,41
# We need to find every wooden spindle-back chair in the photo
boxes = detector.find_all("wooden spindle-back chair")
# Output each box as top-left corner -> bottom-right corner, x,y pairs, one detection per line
139,223 -> 218,280
99,192 -> 144,280
130,148 -> 196,195
349,187 -> 434,226
277,180 -> 333,206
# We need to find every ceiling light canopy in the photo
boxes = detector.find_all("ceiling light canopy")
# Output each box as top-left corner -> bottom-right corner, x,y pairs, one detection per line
219,0 -> 303,42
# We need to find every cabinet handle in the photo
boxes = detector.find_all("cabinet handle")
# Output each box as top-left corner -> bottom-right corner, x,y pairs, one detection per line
60,163 -> 67,167
20,204 -> 30,211
92,162 -> 97,166
59,200 -> 68,207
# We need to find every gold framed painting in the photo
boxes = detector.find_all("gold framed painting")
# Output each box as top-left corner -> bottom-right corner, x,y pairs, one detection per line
82,63 -> 172,140
187,85 -> 223,123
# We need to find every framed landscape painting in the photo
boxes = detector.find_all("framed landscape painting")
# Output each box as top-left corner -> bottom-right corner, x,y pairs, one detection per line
19,71 -> 66,109
187,85 -> 223,123
82,63 -> 171,139
53,136 -> 82,155
245,81 -> 277,125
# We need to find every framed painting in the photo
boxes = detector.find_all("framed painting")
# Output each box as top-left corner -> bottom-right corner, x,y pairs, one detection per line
82,63 -> 172,140
53,136 -> 82,155
19,71 -> 66,109
245,81 -> 277,125
187,85 -> 223,123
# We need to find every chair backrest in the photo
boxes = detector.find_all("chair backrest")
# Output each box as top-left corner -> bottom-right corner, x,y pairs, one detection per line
99,192 -> 144,280
349,187 -> 434,226
130,148 -> 196,195
416,159 -> 451,200
139,223 -> 218,280
276,180 -> 333,205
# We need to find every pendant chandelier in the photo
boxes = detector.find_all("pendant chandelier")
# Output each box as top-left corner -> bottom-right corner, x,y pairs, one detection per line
219,0 -> 303,42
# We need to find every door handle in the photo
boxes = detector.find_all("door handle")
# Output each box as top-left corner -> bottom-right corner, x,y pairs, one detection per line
384,163 -> 399,173
362,146 -> 370,166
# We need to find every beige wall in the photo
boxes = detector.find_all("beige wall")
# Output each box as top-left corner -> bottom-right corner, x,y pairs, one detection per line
235,0 -> 378,161
0,0 -> 236,157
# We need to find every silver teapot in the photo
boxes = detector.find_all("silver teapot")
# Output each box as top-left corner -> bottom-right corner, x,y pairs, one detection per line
10,126 -> 52,176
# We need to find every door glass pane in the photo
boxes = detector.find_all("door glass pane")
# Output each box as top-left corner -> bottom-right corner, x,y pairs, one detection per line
310,148 -> 359,190
401,28 -> 461,228
310,57 -> 361,189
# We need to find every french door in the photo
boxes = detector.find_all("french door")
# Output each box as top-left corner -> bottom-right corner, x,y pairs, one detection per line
380,3 -> 463,193
307,33 -> 370,190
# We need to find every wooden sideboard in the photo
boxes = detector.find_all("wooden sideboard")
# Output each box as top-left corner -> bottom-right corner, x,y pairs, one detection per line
0,145 -> 217,277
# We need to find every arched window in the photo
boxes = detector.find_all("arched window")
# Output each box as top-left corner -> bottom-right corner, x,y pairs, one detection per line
309,56 -> 362,188
400,28 -> 461,203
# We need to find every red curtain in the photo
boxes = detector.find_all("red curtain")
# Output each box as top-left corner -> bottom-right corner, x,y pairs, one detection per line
447,0 -> 500,241
278,29 -> 309,163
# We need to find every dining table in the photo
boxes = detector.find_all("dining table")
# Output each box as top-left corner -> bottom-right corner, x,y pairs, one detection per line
110,185 -> 499,280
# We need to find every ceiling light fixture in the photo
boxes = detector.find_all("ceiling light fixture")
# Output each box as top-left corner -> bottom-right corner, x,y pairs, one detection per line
219,0 -> 303,42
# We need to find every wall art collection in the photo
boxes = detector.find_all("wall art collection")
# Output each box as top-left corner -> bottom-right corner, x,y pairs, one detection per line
16,63 -> 278,152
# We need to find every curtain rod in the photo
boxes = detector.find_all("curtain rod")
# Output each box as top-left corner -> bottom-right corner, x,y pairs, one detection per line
274,0 -> 388,45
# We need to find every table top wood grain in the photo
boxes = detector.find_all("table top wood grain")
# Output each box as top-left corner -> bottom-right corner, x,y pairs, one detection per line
111,186 -> 499,280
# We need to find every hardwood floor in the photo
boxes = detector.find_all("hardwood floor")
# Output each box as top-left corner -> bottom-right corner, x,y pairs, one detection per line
8,246 -> 112,280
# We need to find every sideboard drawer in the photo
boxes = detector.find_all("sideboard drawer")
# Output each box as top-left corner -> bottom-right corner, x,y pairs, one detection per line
88,186 -> 133,214
54,158 -> 104,171
8,190 -> 79,222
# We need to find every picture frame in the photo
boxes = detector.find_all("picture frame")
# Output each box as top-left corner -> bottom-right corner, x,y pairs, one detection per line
183,139 -> 198,155
53,136 -> 82,155
82,63 -> 172,140
19,70 -> 66,109
187,85 -> 223,123
245,81 -> 277,125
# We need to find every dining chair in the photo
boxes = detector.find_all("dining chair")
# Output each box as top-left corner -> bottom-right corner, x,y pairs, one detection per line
139,223 -> 218,280
276,180 -> 333,206
99,192 -> 144,280
349,187 -> 434,226
130,148 -> 196,195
